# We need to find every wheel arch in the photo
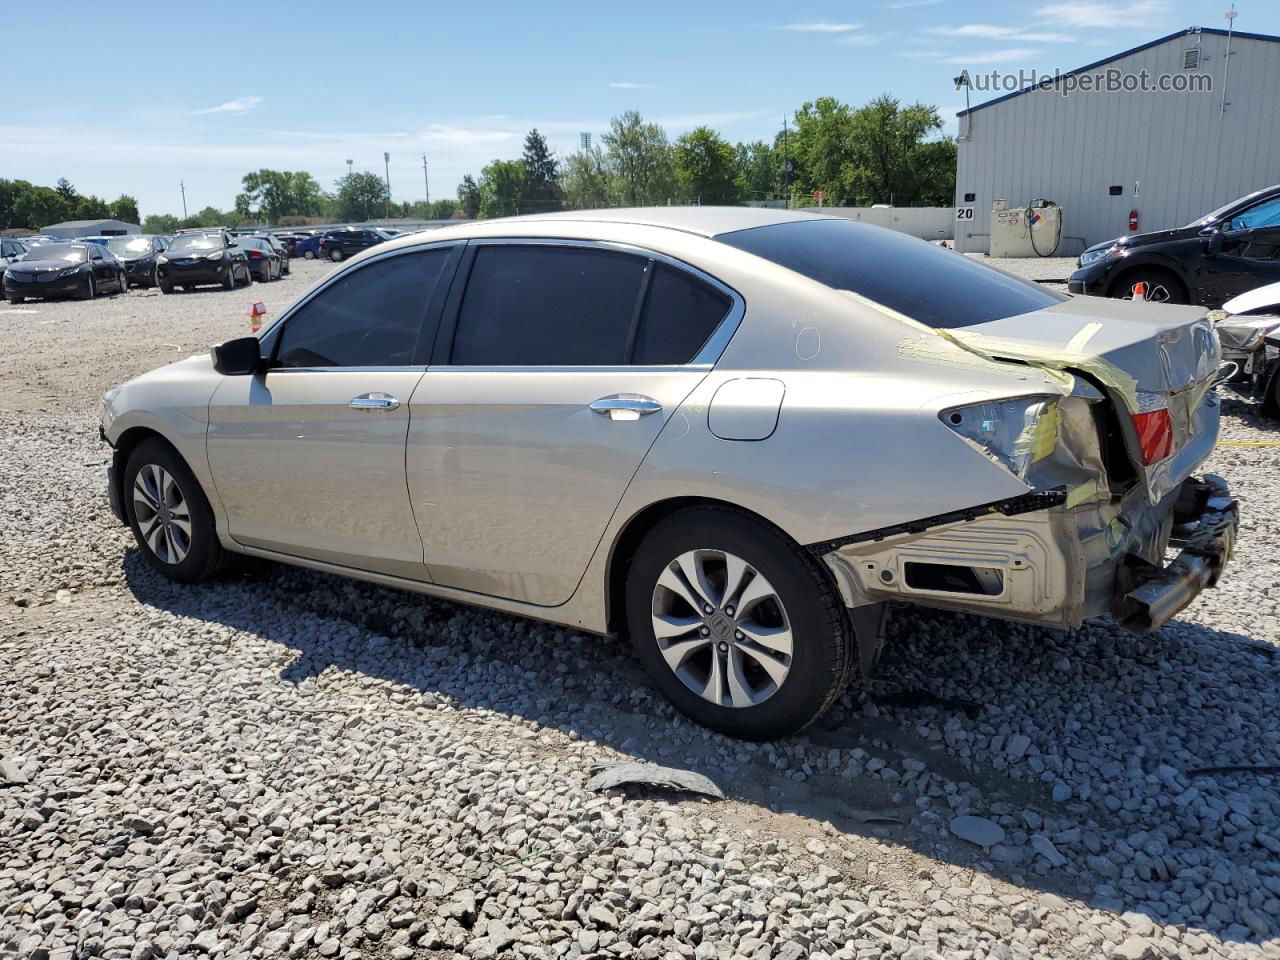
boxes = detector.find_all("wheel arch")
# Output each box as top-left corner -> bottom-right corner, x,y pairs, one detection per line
110,426 -> 180,516
603,495 -> 813,638
1105,260 -> 1190,301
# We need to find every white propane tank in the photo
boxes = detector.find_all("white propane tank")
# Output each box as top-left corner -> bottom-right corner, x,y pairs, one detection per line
989,199 -> 1063,257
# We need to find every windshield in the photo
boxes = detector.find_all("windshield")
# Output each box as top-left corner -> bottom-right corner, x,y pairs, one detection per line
168,234 -> 223,253
1185,188 -> 1278,228
718,218 -> 1065,329
28,244 -> 86,263
107,237 -> 151,256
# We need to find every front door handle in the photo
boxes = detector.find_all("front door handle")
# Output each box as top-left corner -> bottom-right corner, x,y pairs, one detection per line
589,394 -> 663,421
349,392 -> 400,411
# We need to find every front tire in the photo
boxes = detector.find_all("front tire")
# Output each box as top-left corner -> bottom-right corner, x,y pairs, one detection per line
80,275 -> 96,300
1112,269 -> 1188,305
303,250 -> 315,260
124,438 -> 227,583
625,507 -> 855,740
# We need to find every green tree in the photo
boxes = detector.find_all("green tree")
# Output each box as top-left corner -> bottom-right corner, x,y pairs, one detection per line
673,127 -> 740,205
560,148 -> 612,210
236,170 -> 327,222
456,174 -> 481,219
519,129 -> 562,212
55,178 -> 78,207
788,96 -> 858,203
334,172 -> 389,222
846,96 -> 955,206
477,159 -> 526,218
142,213 -> 181,234
734,141 -> 778,202
602,111 -> 674,206
109,195 -> 140,224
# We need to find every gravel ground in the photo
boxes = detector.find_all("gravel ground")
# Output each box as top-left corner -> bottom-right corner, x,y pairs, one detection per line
2,259 -> 1279,960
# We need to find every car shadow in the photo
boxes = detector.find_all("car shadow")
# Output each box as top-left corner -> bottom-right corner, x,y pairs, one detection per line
122,547 -> 1279,947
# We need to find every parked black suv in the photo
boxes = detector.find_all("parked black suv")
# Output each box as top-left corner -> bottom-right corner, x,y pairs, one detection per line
158,230 -> 251,293
319,227 -> 388,262
1069,184 -> 1280,307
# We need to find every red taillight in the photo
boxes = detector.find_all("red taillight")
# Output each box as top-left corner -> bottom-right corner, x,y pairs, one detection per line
1132,408 -> 1174,465
248,250 -> 262,259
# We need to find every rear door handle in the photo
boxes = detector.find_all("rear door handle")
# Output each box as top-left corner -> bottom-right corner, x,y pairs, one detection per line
349,392 -> 400,411
589,394 -> 663,421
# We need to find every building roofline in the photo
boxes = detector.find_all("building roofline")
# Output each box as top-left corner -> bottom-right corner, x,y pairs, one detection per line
956,26 -> 1280,117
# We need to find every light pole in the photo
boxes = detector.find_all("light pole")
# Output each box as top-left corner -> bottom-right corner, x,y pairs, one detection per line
384,152 -> 391,220
345,159 -> 353,178
179,180 -> 188,220
422,155 -> 430,211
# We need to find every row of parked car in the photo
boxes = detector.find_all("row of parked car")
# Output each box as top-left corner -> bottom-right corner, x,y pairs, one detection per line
0,224 -> 405,303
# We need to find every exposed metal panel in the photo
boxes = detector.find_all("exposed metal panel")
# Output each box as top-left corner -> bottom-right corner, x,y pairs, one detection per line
954,30 -> 1280,256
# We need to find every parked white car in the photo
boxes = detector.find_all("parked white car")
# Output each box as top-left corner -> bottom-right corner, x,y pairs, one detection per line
99,208 -> 1237,738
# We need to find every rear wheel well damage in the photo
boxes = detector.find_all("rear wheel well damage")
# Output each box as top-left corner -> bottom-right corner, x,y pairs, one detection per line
604,496 -> 885,679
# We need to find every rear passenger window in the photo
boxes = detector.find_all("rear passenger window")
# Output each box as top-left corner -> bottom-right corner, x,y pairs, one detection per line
275,249 -> 449,368
633,265 -> 732,364
451,245 -> 646,365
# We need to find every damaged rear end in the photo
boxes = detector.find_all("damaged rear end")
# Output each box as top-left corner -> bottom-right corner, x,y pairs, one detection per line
820,296 -> 1237,633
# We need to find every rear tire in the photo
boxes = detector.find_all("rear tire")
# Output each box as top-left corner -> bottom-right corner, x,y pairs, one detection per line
1111,268 -> 1188,305
329,247 -> 344,262
303,250 -> 315,260
124,437 -> 227,583
159,279 -> 174,294
625,507 -> 855,740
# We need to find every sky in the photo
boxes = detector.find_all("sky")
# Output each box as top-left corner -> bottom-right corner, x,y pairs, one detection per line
3,0 -> 1275,219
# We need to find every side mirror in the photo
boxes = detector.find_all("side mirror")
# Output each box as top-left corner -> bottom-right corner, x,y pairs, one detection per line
211,336 -> 262,376
1204,229 -> 1224,255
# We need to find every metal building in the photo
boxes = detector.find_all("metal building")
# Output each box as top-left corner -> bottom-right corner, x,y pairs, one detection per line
40,219 -> 140,238
953,26 -> 1280,256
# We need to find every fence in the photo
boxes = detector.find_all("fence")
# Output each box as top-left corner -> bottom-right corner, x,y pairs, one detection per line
808,207 -> 955,241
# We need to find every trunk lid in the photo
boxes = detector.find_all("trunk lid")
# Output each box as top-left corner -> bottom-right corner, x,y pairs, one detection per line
945,296 -> 1221,502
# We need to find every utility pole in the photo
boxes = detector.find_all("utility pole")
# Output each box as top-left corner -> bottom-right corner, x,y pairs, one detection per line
345,159 -> 353,178
781,116 -> 791,208
179,180 -> 188,220
384,152 -> 392,220
422,155 -> 430,210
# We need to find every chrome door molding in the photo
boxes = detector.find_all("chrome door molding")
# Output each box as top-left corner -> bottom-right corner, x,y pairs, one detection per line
435,236 -> 746,369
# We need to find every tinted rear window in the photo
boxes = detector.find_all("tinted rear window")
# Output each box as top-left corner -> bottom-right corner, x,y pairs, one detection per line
451,245 -> 646,365
718,218 -> 1064,328
633,264 -> 731,364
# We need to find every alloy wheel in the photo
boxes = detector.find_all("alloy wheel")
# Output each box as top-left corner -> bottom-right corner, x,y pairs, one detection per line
132,463 -> 192,565
1124,281 -> 1172,303
650,549 -> 793,708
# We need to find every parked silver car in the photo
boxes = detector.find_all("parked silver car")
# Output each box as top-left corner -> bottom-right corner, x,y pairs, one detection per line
99,208 -> 1237,739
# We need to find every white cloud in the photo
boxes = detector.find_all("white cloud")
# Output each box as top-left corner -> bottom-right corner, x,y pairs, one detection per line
926,24 -> 1073,42
1034,0 -> 1168,28
777,22 -> 862,32
191,96 -> 263,116
913,47 -> 1041,64
887,0 -> 943,7
609,81 -> 659,89
840,33 -> 885,45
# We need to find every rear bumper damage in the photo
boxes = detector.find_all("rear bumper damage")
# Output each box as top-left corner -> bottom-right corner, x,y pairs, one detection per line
817,473 -> 1237,634
1112,474 -> 1237,632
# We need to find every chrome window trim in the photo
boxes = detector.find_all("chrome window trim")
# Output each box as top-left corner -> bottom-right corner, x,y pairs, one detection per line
457,236 -> 745,368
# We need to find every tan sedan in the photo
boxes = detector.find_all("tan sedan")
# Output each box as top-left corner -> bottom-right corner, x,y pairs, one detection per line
100,208 -> 1236,739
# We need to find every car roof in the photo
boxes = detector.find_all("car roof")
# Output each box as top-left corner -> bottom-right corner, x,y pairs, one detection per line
495,206 -> 831,239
